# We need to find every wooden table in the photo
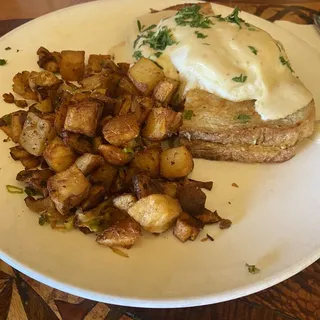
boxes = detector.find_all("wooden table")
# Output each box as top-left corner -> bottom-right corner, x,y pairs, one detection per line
0,1 -> 320,319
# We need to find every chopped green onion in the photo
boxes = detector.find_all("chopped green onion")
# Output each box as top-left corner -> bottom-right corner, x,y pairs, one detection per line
123,147 -> 134,154
248,46 -> 258,55
183,110 -> 194,120
232,74 -> 247,83
6,185 -> 23,194
236,114 -> 251,122
246,263 -> 260,274
111,247 -> 129,258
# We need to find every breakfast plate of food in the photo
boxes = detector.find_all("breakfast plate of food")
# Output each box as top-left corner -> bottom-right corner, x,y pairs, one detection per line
1,0 -> 320,308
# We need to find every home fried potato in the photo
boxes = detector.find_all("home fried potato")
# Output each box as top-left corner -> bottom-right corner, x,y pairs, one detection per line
75,153 -> 105,175
24,196 -> 54,214
11,111 -> 27,143
196,208 -> 221,225
81,184 -> 106,211
60,50 -> 85,81
113,194 -> 137,212
20,157 -> 41,169
178,184 -> 206,215
10,146 -> 31,160
118,76 -> 140,96
90,163 -> 118,192
153,78 -> 179,105
98,144 -> 133,166
62,132 -> 93,155
160,146 -> 194,179
37,46 -> 61,73
173,212 -> 203,242
132,173 -> 163,199
12,71 -> 38,101
87,54 -> 112,73
128,57 -> 164,96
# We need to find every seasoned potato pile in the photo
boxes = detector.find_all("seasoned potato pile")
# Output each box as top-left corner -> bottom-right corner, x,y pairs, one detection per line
1,48 -> 231,252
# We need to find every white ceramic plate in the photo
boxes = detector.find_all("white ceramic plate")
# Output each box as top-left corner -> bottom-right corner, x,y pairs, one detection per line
1,0 -> 320,308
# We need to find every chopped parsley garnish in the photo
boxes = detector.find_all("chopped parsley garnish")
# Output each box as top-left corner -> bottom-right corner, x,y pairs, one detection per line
232,74 -> 247,83
133,24 -> 157,49
6,185 -> 23,194
132,50 -> 142,60
213,14 -> 226,22
280,56 -> 293,72
144,24 -> 157,32
154,51 -> 163,58
175,4 -> 213,29
38,214 -> 48,226
183,109 -> 194,120
137,20 -> 144,32
246,263 -> 260,274
5,47 -> 11,50
236,114 -> 251,122
248,46 -> 258,55
0,59 -> 7,66
141,26 -> 176,51
225,7 -> 244,28
275,41 -> 283,52
123,147 -> 134,154
195,31 -> 207,39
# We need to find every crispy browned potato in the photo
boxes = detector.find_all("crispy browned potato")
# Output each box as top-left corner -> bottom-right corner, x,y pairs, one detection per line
3,93 -> 14,103
153,78 -> 179,105
43,136 -> 77,172
114,94 -> 133,116
162,181 -> 179,198
20,112 -> 56,156
64,100 -> 103,137
61,132 -> 93,154
130,96 -> 154,125
160,146 -> 193,179
132,173 -> 164,199
187,179 -> 213,191
54,103 -> 69,135
90,163 -> 118,192
178,184 -> 206,215
60,50 -> 85,81
28,71 -> 61,98
80,184 -> 106,211
219,218 -> 232,229
113,194 -> 137,212
102,114 -> 140,147
12,71 -> 38,101
14,100 -> 28,108
96,218 -> 141,248
98,144 -> 133,166
33,98 -> 53,113
75,153 -> 105,175
128,58 -> 165,96
20,157 -> 41,169
196,208 -> 220,224
142,107 -> 182,141
24,196 -> 54,213
37,47 -> 61,73
118,76 -> 140,96
80,74 -> 111,91
128,194 -> 181,233
173,212 -> 203,242
87,54 -> 112,72
10,146 -> 31,160
47,165 -> 91,214
11,111 -> 27,143
131,147 -> 161,178
92,136 -> 103,154
117,62 -> 130,75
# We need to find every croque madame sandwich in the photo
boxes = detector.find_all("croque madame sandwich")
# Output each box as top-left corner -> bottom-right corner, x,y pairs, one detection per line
112,3 -> 315,163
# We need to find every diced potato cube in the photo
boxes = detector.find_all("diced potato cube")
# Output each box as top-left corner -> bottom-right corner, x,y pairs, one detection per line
80,74 -> 111,91
90,163 -> 118,192
47,165 -> 91,214
98,144 -> 133,166
64,100 -> 103,137
62,132 -> 93,155
12,71 -> 38,101
11,111 -> 27,143
60,50 -> 85,81
20,112 -> 56,156
75,153 -> 105,175
173,212 -> 203,242
142,107 -> 182,141
118,76 -> 140,96
160,146 -> 194,179
87,54 -> 111,72
128,57 -> 164,96
113,194 -> 137,212
81,185 -> 106,211
128,194 -> 182,233
131,147 -> 161,178
153,78 -> 179,104
132,173 -> 163,199
43,137 -> 77,172
102,114 -> 140,147
131,96 -> 154,124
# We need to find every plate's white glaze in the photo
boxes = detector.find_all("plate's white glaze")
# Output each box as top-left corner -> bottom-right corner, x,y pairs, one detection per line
1,0 -> 320,308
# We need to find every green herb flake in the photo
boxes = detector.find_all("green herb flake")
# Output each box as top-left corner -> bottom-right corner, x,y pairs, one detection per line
195,31 -> 207,39
25,187 -> 38,196
38,214 -> 48,226
141,26 -> 176,51
6,185 -> 23,194
225,7 -> 244,28
232,74 -> 247,83
132,50 -> 143,60
280,56 -> 294,72
213,14 -> 226,22
0,59 -> 7,66
123,147 -> 134,154
175,4 -> 213,29
236,114 -> 251,122
143,24 -> 157,32
154,51 -> 163,58
5,47 -> 11,51
246,263 -> 260,274
137,20 -> 143,32
248,46 -> 258,55
183,109 -> 194,120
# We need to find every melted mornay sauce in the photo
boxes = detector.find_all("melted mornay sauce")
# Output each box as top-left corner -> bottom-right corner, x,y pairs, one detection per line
110,10 -> 313,120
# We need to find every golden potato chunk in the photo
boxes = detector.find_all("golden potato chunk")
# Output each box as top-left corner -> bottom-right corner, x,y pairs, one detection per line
113,194 -> 137,212
87,54 -> 112,72
62,132 -> 93,155
131,147 -> 161,178
28,70 -> 61,94
43,137 -> 77,172
132,173 -> 163,199
118,76 -> 140,96
11,111 -> 27,143
20,112 -> 55,156
96,218 -> 142,248
160,146 -> 194,179
81,184 -> 106,211
64,100 -> 103,137
128,57 -> 164,96
60,50 -> 85,81
98,144 -> 133,166
153,78 -> 179,105
12,71 -> 38,101
90,163 -> 118,192
128,194 -> 182,233
75,153 -> 105,175
142,107 -> 182,141
47,165 -> 91,215
102,114 -> 140,147
173,212 -> 203,243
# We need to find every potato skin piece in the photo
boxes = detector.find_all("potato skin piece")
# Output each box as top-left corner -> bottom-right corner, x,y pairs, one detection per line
128,57 -> 165,96
98,144 -> 133,166
173,212 -> 203,242
102,114 -> 140,147
153,78 -> 179,105
128,194 -> 182,233
64,100 -> 103,137
60,50 -> 85,81
160,146 -> 194,179
43,137 -> 77,172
